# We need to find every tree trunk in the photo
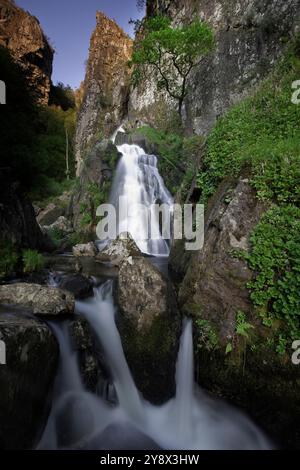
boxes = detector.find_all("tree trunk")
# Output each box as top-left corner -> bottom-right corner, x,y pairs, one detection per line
65,127 -> 70,180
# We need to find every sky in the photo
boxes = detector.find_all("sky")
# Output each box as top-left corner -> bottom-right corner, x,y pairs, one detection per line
17,0 -> 144,89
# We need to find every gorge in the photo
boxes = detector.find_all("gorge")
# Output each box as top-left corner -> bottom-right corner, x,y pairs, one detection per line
1,0 -> 300,453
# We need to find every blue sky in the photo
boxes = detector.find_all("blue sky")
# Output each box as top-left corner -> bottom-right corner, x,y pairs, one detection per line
17,0 -> 144,89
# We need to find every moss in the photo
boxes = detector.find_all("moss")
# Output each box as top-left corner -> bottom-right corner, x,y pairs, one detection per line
117,314 -> 180,404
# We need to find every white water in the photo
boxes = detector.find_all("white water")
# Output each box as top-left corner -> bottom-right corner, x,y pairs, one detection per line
109,129 -> 173,256
38,282 -> 271,450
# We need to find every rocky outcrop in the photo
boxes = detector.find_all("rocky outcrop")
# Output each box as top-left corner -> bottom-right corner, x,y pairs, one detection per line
71,139 -> 119,231
0,172 -> 52,252
170,178 -> 300,449
0,308 -> 58,449
98,233 -> 142,266
59,274 -> 93,300
117,256 -> 181,403
75,12 -> 133,175
0,0 -> 53,104
73,242 -> 98,258
130,0 -> 300,134
0,283 -> 75,316
177,178 -> 267,331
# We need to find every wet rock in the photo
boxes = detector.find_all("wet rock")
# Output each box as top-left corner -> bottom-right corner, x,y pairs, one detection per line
0,283 -> 75,316
43,216 -> 73,235
73,242 -> 98,258
0,308 -> 58,449
178,179 -> 267,333
70,317 -> 109,394
98,233 -> 142,266
37,203 -> 65,227
117,256 -> 181,404
59,274 -> 93,300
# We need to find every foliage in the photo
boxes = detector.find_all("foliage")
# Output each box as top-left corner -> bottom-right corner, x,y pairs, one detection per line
80,182 -> 111,228
49,82 -> 76,111
0,47 -> 77,198
235,311 -> 254,339
137,126 -> 203,195
246,206 -> 300,340
22,250 -> 45,273
130,15 -> 215,116
196,319 -> 219,351
0,243 -> 18,279
196,40 -> 300,204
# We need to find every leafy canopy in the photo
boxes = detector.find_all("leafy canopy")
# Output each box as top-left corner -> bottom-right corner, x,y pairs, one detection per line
131,15 -> 215,115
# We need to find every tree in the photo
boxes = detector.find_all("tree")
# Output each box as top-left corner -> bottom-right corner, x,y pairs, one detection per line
130,16 -> 215,117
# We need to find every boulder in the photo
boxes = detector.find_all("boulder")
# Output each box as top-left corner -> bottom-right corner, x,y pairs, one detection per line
0,307 -> 58,449
43,216 -> 73,235
59,274 -> 93,300
98,233 -> 141,266
37,203 -> 65,227
73,242 -> 98,258
0,283 -> 74,316
117,256 -> 181,404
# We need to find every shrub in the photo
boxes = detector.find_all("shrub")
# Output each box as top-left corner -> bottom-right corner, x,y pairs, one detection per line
246,205 -> 300,340
22,250 -> 45,273
0,243 -> 18,279
197,40 -> 300,204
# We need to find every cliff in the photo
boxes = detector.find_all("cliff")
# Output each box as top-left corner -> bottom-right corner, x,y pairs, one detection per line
75,12 -> 133,175
129,0 -> 300,134
0,0 -> 53,104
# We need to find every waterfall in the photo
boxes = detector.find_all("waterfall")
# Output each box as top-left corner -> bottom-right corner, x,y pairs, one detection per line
108,129 -> 173,256
38,281 -> 271,450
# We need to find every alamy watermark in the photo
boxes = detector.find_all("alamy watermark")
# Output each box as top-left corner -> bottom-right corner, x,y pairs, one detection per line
0,340 -> 6,365
291,80 -> 300,104
0,80 -> 6,104
96,198 -> 204,251
292,340 -> 300,365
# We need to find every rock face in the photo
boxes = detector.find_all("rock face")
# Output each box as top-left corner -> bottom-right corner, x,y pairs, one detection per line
0,173 -> 52,252
75,11 -> 133,175
0,283 -> 75,316
59,274 -> 93,300
117,256 -> 181,403
99,233 -> 142,266
70,139 -> 119,231
177,179 -> 267,334
130,0 -> 300,134
170,178 -> 300,449
0,308 -> 58,449
0,0 -> 53,104
73,242 -> 98,258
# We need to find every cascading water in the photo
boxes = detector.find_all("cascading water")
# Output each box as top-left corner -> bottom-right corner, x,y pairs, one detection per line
38,282 -> 271,450
108,128 -> 173,256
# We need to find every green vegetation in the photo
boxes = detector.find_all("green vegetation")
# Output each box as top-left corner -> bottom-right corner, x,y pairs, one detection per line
137,126 -> 203,195
0,243 -> 18,279
0,46 -> 77,203
195,39 -> 300,349
196,319 -> 219,351
236,311 -> 254,339
246,206 -> 300,341
80,182 -> 111,228
22,250 -> 45,273
197,40 -> 300,204
131,15 -> 214,116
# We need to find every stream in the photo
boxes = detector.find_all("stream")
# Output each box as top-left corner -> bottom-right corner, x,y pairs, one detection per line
38,134 -> 271,450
